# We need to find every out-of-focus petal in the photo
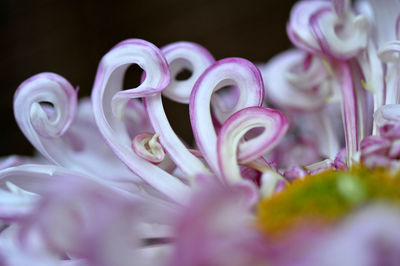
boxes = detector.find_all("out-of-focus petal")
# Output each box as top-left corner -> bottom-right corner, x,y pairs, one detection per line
288,0 -> 369,59
374,104 -> 400,127
261,49 -> 331,111
0,225 -> 60,266
314,204 -> 400,266
167,181 -> 269,266
22,171 -> 175,266
364,0 -> 400,47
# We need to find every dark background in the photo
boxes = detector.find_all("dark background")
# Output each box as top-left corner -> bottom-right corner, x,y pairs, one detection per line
0,0 -> 296,157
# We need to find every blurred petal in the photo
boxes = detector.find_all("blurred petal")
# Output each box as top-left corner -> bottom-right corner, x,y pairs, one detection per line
261,49 -> 331,111
168,181 -> 269,266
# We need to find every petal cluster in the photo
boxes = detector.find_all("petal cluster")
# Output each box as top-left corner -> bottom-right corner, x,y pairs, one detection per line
2,0 -> 400,265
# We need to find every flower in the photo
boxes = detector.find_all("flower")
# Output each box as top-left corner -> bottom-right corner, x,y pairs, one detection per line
2,0 -> 400,265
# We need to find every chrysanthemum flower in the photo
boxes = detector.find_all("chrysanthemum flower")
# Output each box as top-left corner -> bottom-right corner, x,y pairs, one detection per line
1,0 -> 400,265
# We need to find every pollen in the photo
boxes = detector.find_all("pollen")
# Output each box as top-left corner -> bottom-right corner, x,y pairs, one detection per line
256,166 -> 400,237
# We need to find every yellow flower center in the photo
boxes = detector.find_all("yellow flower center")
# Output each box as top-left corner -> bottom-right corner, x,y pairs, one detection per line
256,166 -> 400,237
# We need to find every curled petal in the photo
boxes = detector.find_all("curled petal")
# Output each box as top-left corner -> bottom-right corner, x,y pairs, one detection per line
108,39 -> 170,120
190,58 -> 264,175
374,104 -> 400,128
378,41 -> 400,63
91,39 -> 190,202
261,49 -> 331,111
288,0 -> 331,55
13,73 -> 78,164
161,41 -> 215,103
360,136 -> 391,161
144,42 -> 214,178
132,133 -> 165,163
289,0 -> 368,59
217,107 -> 288,184
310,8 -> 369,59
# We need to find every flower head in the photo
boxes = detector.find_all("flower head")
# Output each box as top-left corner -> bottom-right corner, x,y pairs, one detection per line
2,0 -> 400,265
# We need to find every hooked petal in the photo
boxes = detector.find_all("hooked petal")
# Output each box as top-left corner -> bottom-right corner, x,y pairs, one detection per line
13,73 -> 78,165
161,41 -> 215,104
190,58 -> 264,176
144,42 -> 214,178
217,107 -> 288,184
91,39 -> 190,202
261,49 -> 331,111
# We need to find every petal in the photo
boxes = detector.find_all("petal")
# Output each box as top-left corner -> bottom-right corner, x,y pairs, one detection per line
0,225 -> 60,266
190,58 -> 264,176
315,204 -> 400,265
13,73 -> 78,165
167,181 -> 268,266
25,174 -> 174,266
143,42 -> 215,178
160,41 -> 215,104
289,0 -> 368,59
261,49 -> 331,111
91,39 -> 190,202
132,133 -> 165,163
217,107 -> 288,184
365,0 -> 400,47
378,41 -> 400,105
374,104 -> 400,127
0,189 -> 38,222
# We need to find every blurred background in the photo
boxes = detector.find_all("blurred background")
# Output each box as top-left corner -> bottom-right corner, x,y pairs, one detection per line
0,0 -> 296,157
